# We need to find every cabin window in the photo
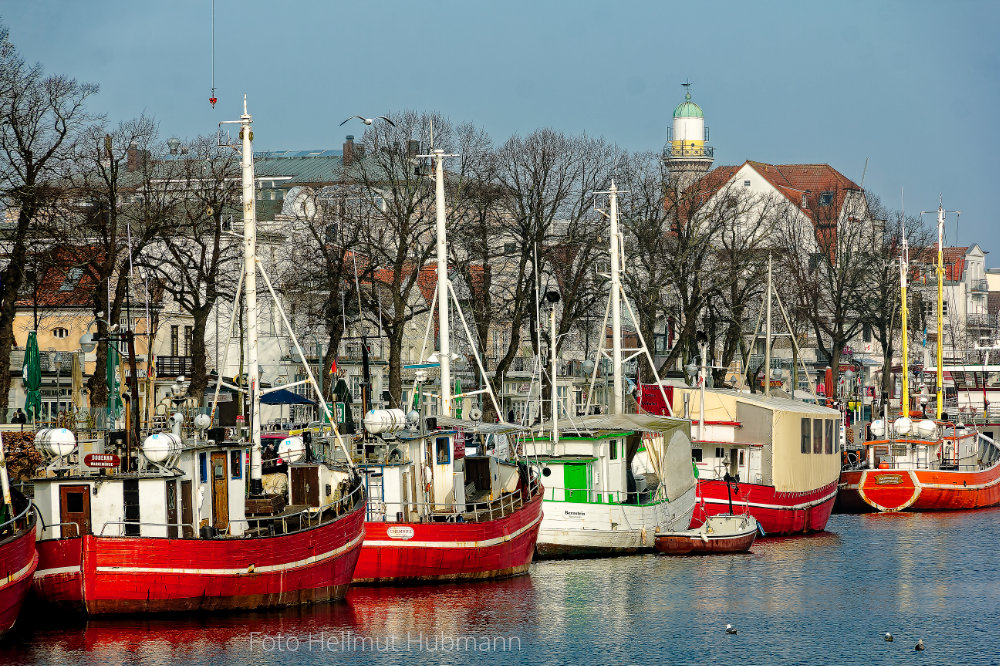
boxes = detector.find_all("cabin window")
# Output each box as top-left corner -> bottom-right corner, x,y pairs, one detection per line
738,449 -> 745,466
542,467 -> 552,477
66,490 -> 84,513
231,450 -> 242,478
692,447 -> 703,462
716,447 -> 724,459
813,419 -> 823,454
435,437 -> 451,464
825,420 -> 835,454
801,418 -> 811,453
610,440 -> 618,460
199,452 -> 208,483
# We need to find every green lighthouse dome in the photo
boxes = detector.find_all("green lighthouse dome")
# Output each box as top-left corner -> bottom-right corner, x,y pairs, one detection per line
673,92 -> 703,119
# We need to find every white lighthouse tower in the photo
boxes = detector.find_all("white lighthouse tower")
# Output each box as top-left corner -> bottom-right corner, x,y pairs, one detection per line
663,82 -> 714,191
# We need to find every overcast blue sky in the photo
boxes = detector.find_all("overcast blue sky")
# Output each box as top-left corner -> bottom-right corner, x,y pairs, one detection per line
3,1 -> 997,262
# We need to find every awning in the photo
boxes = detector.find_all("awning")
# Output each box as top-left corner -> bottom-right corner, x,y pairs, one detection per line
260,388 -> 316,405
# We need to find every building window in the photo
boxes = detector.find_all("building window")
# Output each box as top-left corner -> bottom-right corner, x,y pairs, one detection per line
819,192 -> 834,206
743,180 -> 751,187
184,326 -> 193,356
692,447 -> 703,462
801,418 -> 811,454
52,327 -> 69,339
170,325 -> 179,356
863,324 -> 872,343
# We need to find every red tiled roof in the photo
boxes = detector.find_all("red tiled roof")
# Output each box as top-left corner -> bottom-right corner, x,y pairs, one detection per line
913,246 -> 968,282
15,247 -> 104,308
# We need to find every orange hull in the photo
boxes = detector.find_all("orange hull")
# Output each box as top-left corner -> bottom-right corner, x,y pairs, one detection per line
839,461 -> 1000,512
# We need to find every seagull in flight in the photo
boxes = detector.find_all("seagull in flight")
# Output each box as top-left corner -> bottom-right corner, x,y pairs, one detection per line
340,115 -> 395,127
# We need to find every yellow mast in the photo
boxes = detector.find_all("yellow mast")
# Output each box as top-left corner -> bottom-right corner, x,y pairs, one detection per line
936,204 -> 944,420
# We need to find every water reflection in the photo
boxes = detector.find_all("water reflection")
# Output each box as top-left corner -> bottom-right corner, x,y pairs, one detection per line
3,510 -> 1000,664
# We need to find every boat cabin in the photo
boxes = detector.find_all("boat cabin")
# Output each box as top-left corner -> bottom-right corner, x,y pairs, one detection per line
33,431 -> 249,540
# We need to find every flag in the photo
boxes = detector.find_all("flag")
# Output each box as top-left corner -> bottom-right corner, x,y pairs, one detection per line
330,358 -> 338,375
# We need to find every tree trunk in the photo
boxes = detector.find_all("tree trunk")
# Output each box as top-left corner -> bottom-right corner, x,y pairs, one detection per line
187,306 -> 211,398
388,326 -> 404,406
0,207 -> 35,420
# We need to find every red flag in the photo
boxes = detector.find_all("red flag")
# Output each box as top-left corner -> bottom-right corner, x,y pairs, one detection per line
330,358 -> 338,375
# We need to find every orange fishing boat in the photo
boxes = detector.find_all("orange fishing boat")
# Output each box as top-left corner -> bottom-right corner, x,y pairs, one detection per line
838,418 -> 1000,512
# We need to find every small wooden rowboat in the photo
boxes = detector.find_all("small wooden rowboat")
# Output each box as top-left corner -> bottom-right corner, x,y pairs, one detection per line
654,513 -> 758,555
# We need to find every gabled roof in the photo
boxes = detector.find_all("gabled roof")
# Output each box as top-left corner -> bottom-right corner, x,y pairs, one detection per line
913,246 -> 969,282
692,161 -> 862,225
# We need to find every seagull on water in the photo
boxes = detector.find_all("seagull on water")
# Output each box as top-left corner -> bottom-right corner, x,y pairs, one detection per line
725,624 -> 737,635
340,115 -> 395,127
915,639 -> 925,651
884,632 -> 894,642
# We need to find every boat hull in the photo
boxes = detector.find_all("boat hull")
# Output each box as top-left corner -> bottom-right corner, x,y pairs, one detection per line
0,507 -> 37,638
534,484 -> 697,558
692,479 -> 837,535
352,489 -> 543,584
32,499 -> 365,615
837,463 -> 1000,512
655,526 -> 757,555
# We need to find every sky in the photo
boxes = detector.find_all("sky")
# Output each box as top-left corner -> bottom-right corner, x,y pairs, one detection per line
2,1 -> 998,263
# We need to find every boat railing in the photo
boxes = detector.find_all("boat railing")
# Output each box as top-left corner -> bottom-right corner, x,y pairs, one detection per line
542,483 -> 665,507
224,481 -> 367,537
0,498 -> 34,535
371,475 -> 541,524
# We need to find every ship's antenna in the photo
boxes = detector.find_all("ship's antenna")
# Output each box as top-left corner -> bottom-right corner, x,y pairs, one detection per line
208,0 -> 217,108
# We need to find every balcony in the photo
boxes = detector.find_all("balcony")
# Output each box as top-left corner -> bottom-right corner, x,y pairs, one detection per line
662,144 -> 714,160
970,279 -> 989,293
156,355 -> 194,378
966,313 -> 993,330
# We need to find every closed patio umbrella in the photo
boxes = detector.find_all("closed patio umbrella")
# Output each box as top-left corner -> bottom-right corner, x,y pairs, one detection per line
70,353 -> 83,409
107,344 -> 123,424
22,331 -> 41,423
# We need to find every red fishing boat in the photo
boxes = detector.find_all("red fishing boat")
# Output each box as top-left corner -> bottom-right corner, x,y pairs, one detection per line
32,99 -> 367,615
30,428 -> 365,614
837,418 -> 1000,512
0,489 -> 37,637
349,147 -> 542,583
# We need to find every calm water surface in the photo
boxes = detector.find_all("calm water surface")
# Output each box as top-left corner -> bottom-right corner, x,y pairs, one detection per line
3,510 -> 1000,665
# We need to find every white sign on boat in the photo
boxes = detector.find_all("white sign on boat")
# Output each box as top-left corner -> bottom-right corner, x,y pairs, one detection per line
387,526 -> 415,540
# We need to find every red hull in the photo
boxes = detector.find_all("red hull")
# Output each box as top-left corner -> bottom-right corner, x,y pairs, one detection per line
353,489 -> 543,584
692,479 -> 837,535
0,510 -> 37,638
838,463 -> 1000,512
32,500 -> 365,615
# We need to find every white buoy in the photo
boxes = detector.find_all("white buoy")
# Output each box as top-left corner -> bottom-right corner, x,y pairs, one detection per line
894,417 -> 912,436
35,428 -> 77,458
917,419 -> 937,439
871,420 -> 885,438
363,408 -> 406,434
142,433 -> 182,463
277,436 -> 306,464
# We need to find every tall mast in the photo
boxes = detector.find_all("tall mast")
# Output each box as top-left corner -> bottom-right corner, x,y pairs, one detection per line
900,216 -> 910,417
765,255 -> 772,398
936,201 -> 945,420
421,148 -> 459,416
239,96 -> 262,494
609,181 -> 623,415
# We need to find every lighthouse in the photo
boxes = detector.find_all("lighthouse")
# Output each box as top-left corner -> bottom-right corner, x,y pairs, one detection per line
663,82 -> 714,191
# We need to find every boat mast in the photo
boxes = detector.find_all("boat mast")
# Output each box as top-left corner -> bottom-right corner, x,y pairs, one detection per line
765,255 -> 772,398
936,201 -> 945,420
609,181 -> 623,415
238,96 -> 263,494
900,214 -> 910,417
423,148 -> 459,416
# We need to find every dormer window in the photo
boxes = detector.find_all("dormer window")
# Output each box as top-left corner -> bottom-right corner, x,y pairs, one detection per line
819,192 -> 834,206
743,180 -> 751,187
801,194 -> 808,208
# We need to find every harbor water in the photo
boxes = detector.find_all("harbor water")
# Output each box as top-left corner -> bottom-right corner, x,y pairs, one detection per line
3,509 -> 999,665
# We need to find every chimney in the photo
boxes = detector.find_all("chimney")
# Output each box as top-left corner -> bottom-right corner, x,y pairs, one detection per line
127,142 -> 139,171
343,135 -> 354,166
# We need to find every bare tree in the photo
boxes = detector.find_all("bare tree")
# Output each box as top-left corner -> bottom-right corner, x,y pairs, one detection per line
141,135 -> 242,398
0,25 -> 97,416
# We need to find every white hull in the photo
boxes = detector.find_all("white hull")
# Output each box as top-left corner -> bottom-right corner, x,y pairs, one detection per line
535,484 -> 696,558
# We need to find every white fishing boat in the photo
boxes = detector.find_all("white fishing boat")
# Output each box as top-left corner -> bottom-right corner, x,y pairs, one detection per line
522,182 -> 696,557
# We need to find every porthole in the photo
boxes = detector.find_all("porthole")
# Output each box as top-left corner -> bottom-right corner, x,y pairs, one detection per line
542,467 -> 552,477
